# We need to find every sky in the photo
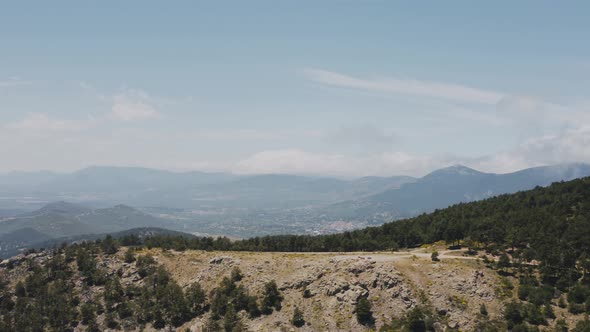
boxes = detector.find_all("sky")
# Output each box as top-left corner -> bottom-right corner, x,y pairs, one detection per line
1,1 -> 589,177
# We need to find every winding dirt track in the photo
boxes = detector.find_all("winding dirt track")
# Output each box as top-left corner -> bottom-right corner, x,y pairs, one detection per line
296,248 -> 491,262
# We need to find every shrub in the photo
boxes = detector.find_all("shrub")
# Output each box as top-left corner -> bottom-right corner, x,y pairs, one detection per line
261,280 -> 283,314
124,250 -> 135,263
355,297 -> 374,326
480,303 -> 488,316
291,307 -> 305,327
504,300 -> 523,329
431,251 -> 440,262
230,267 -> 243,282
569,302 -> 586,314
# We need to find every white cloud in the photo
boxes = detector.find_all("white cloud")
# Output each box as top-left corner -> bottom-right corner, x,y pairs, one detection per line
461,126 -> 590,174
233,149 -> 450,177
304,68 -> 505,104
226,123 -> 590,177
109,89 -> 160,122
5,113 -> 94,132
0,77 -> 32,88
190,129 -> 287,141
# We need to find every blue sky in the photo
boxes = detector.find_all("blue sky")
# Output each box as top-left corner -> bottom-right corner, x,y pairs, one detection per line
1,1 -> 589,176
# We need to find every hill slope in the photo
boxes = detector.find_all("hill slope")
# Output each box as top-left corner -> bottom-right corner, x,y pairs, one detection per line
0,203 -> 183,257
325,163 -> 590,220
2,177 -> 590,331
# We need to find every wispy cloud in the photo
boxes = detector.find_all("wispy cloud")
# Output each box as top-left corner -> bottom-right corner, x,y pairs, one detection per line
304,68 -> 505,104
233,149 -> 448,177
109,89 -> 160,122
5,113 -> 95,132
227,122 -> 590,177
0,77 -> 33,88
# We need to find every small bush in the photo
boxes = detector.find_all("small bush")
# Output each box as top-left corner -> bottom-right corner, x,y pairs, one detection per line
355,297 -> 374,326
431,251 -> 440,262
291,307 -> 305,327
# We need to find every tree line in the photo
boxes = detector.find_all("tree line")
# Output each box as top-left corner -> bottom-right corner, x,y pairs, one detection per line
124,178 -> 590,287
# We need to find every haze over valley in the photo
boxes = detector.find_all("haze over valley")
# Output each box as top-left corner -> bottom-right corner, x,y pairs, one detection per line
2,2 -> 590,331
1,163 -> 589,258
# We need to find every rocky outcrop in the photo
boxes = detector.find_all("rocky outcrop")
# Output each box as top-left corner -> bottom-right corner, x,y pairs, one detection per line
1,248 -> 509,332
209,256 -> 237,265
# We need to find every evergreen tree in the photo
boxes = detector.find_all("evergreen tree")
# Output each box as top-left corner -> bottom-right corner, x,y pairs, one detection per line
555,319 -> 569,332
542,303 -> 555,319
203,316 -> 221,332
498,253 -> 511,271
101,235 -> 119,255
14,281 -> 25,297
504,301 -> 523,329
186,282 -> 207,315
355,297 -> 374,326
230,267 -> 243,282
431,251 -> 439,262
124,250 -> 136,263
261,280 -> 283,314
211,290 -> 228,319
80,302 -> 97,325
104,276 -> 124,312
573,319 -> 590,332
291,306 -> 305,327
105,311 -> 119,329
223,305 -> 240,332
246,295 -> 261,318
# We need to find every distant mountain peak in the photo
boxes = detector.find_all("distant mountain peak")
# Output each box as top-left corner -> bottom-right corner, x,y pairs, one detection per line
37,201 -> 90,214
425,165 -> 484,178
112,204 -> 136,211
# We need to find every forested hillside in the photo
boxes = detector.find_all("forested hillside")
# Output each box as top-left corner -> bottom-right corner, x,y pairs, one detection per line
2,177 -> 590,331
136,177 -> 590,288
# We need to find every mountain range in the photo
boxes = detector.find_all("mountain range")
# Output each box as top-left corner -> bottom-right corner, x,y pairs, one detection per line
1,163 -> 589,243
0,201 -> 185,258
324,163 -> 590,220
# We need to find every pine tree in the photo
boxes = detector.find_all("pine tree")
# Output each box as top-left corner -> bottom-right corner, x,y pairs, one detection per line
203,316 -> 221,332
355,297 -> 374,326
14,281 -> 25,297
431,251 -> 440,262
405,306 -> 427,332
230,267 -> 243,282
497,253 -> 511,271
80,302 -> 97,324
291,307 -> 305,327
247,295 -> 261,318
555,319 -> 569,332
124,250 -> 135,263
261,280 -> 283,314
101,235 -> 119,255
223,305 -> 240,332
186,282 -> 206,315
543,303 -> 555,319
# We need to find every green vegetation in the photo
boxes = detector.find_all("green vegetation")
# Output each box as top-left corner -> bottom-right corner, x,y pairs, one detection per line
430,250 -> 439,262
379,305 -> 439,332
121,176 -> 590,330
3,177 -> 590,330
261,280 -> 283,315
0,243 -> 281,331
291,306 -> 305,327
121,177 -> 590,292
355,297 -> 374,326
